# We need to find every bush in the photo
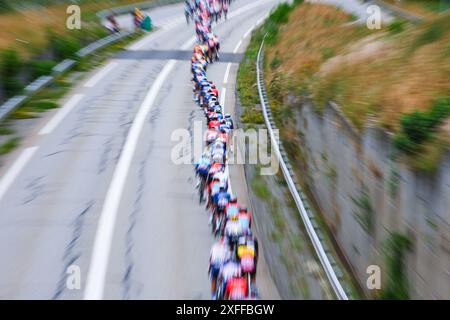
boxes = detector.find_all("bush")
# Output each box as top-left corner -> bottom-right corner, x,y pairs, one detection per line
29,60 -> 57,80
241,108 -> 264,124
28,100 -> 58,111
48,31 -> 82,59
380,233 -> 412,300
412,18 -> 448,50
269,3 -> 292,24
394,95 -> 450,154
270,52 -> 281,69
428,96 -> 450,125
0,49 -> 23,97
0,0 -> 12,12
388,19 -> 406,34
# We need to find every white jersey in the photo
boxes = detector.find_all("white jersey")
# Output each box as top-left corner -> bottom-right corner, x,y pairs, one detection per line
210,242 -> 230,266
225,220 -> 243,238
213,171 -> 228,188
220,261 -> 242,281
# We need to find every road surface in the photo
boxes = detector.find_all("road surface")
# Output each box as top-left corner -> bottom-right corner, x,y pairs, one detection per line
0,0 -> 282,299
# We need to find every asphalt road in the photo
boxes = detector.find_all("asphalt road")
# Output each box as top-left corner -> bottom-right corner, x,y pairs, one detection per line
0,0 -> 281,299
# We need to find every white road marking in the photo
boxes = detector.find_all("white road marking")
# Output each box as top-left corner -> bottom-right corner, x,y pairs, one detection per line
84,62 -> 118,88
0,147 -> 39,203
220,87 -> 227,108
38,94 -> 84,135
223,63 -> 232,84
243,25 -> 255,39
233,39 -> 243,54
84,36 -> 195,300
128,16 -> 185,51
84,60 -> 177,300
228,0 -> 274,20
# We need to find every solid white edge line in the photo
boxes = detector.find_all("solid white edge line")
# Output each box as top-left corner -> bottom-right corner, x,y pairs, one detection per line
84,60 -> 177,300
0,147 -> 39,203
84,36 -> 195,300
84,62 -> 118,88
243,25 -> 254,39
232,39 -> 243,54
38,94 -> 84,135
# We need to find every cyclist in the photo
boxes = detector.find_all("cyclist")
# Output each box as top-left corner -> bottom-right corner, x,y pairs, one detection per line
224,276 -> 248,300
209,238 -> 231,298
217,259 -> 241,299
237,207 -> 252,230
225,196 -> 240,220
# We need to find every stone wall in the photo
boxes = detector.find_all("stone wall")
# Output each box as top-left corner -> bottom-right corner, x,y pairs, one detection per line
294,100 -> 450,299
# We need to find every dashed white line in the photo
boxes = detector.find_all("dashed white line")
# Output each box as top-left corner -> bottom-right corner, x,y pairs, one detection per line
84,36 -> 195,300
223,63 -> 232,84
0,147 -> 39,203
84,62 -> 118,88
38,94 -> 84,135
220,87 -> 227,108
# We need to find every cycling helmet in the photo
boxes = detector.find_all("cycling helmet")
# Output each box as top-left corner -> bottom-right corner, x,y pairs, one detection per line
240,207 -> 248,213
229,196 -> 237,203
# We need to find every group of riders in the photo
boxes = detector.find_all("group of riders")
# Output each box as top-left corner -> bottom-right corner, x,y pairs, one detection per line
185,0 -> 231,24
188,0 -> 260,300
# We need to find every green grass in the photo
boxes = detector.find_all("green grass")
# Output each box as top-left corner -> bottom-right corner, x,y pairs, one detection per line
414,0 -> 450,12
411,17 -> 447,50
0,137 -> 19,155
251,177 -> 271,199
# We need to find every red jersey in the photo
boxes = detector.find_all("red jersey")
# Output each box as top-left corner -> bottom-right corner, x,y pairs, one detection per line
208,120 -> 220,129
225,277 -> 248,300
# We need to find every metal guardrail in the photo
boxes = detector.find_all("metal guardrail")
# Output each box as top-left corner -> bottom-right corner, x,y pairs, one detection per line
76,31 -> 133,58
0,31 -> 133,123
256,34 -> 350,300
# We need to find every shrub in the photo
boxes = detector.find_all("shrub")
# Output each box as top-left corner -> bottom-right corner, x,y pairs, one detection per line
48,31 -> 82,59
265,1 -> 301,45
380,233 -> 412,300
269,3 -> 292,25
264,22 -> 280,45
394,95 -> 450,155
0,49 -> 23,97
0,0 -> 12,12
270,52 -> 281,69
428,96 -> 450,125
29,100 -> 58,111
320,47 -> 335,61
412,18 -> 448,50
29,60 -> 57,80
0,137 -> 19,155
241,108 -> 264,124
388,19 -> 406,35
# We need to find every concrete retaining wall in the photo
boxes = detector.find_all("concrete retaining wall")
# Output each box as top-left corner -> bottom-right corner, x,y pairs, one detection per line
294,100 -> 450,299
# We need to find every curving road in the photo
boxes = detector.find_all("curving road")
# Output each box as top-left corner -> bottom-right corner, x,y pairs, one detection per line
0,0 -> 281,299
